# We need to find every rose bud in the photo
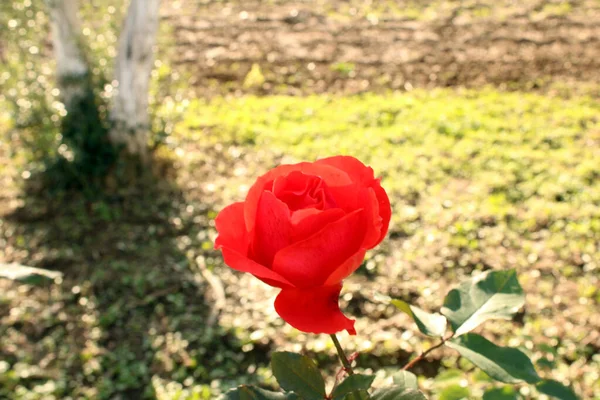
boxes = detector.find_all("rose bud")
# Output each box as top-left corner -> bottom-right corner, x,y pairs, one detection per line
214,156 -> 391,334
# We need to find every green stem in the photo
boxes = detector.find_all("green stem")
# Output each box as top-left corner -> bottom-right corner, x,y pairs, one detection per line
330,334 -> 354,375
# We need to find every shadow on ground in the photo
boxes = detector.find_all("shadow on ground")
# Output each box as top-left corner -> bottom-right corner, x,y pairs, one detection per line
0,175 -> 269,399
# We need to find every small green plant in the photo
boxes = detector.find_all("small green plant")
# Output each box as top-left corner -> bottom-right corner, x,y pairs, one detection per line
224,270 -> 578,399
244,64 -> 267,89
330,62 -> 356,77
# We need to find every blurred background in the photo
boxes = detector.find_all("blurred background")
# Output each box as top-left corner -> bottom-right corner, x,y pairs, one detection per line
0,0 -> 599,399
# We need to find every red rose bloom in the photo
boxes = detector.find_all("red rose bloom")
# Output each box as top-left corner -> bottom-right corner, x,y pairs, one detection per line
214,156 -> 391,334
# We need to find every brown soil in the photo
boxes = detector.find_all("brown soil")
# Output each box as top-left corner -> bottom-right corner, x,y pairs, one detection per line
163,0 -> 600,95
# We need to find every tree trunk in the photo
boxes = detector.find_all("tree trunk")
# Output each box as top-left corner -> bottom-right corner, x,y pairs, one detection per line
45,0 -> 89,109
110,0 -> 162,162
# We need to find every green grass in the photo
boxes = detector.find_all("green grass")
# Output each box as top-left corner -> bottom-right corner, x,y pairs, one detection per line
2,86 -> 600,399
177,89 -> 600,398
182,89 -> 600,222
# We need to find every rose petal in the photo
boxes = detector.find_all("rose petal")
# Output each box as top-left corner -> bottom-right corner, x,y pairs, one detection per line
324,248 -> 368,286
272,209 -> 367,288
221,247 -> 293,288
273,171 -> 336,211
320,186 -> 381,248
216,201 -> 293,288
372,179 -> 392,243
360,187 -> 383,248
300,163 -> 353,186
327,183 -> 361,212
244,164 -> 298,233
252,191 -> 292,266
274,284 -> 356,334
214,202 -> 248,253
319,182 -> 391,248
291,208 -> 346,242
244,163 -> 352,232
316,156 -> 375,185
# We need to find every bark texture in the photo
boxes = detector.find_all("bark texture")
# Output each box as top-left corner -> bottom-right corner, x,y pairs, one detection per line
110,0 -> 162,160
46,0 -> 88,108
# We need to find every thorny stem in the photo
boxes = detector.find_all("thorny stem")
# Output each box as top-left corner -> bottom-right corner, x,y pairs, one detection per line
402,334 -> 454,371
330,334 -> 354,375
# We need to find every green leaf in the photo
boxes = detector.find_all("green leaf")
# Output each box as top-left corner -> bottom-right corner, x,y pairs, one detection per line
446,334 -> 540,384
0,263 -> 62,285
441,269 -> 524,336
536,379 -> 579,400
438,384 -> 470,400
392,371 -> 418,390
342,390 -> 370,400
482,386 -> 520,400
224,385 -> 300,400
371,387 -> 427,400
332,374 -> 375,400
271,352 -> 326,400
391,299 -> 447,337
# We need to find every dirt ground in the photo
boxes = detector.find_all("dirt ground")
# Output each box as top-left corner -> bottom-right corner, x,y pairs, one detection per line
163,0 -> 600,95
1,0 -> 599,399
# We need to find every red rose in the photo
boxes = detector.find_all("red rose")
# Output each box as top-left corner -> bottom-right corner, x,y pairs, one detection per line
214,156 -> 391,335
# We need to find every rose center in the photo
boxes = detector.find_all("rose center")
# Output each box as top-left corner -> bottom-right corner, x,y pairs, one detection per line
272,171 -> 337,212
